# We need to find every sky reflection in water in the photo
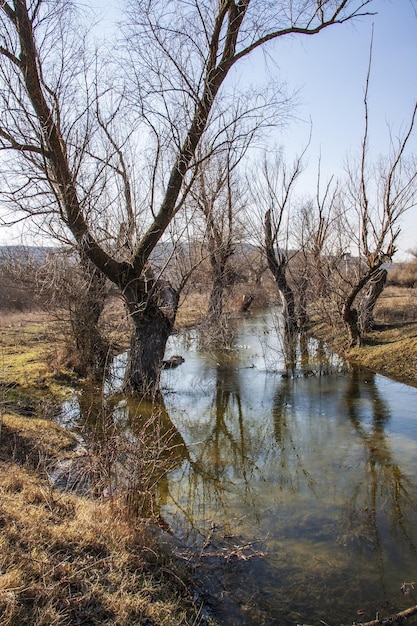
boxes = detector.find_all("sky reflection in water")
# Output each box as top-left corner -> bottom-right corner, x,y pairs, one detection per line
159,311 -> 417,625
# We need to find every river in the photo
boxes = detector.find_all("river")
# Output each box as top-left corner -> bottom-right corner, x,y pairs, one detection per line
61,309 -> 417,625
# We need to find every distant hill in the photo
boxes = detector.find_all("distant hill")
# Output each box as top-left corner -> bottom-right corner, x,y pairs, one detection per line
0,245 -> 55,263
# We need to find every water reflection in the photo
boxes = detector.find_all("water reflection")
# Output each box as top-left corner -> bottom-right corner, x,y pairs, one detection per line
60,387 -> 188,517
342,369 -> 417,588
160,312 -> 417,625
59,310 -> 417,625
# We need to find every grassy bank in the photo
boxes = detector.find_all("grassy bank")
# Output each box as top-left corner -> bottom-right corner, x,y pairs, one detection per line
0,285 -> 416,625
346,321 -> 417,386
312,285 -> 417,386
0,312 -> 209,626
348,285 -> 417,386
0,413 -> 206,626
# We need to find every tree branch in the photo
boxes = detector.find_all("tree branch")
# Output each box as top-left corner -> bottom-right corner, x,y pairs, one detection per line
355,603 -> 417,626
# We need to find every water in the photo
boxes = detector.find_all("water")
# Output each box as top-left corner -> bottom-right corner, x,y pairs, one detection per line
160,311 -> 417,625
60,310 -> 417,625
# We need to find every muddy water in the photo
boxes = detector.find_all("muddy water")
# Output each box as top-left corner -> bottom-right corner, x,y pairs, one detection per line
60,310 -> 417,625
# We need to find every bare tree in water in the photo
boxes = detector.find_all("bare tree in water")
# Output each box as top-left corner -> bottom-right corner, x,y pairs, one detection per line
190,119 -> 259,332
248,148 -> 307,338
293,168 -> 347,331
341,38 -> 417,346
0,0 -> 376,395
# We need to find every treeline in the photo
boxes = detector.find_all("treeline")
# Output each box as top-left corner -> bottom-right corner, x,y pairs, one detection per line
0,1 -> 416,395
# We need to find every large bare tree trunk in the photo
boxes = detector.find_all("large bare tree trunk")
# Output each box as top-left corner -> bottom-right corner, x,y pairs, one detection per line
123,280 -> 179,396
124,310 -> 173,396
70,253 -> 109,380
342,267 -> 383,347
296,273 -> 309,332
264,210 -> 298,337
359,267 -> 387,332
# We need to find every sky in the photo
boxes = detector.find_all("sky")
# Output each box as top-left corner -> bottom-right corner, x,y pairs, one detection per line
245,0 -> 417,258
2,0 -> 417,258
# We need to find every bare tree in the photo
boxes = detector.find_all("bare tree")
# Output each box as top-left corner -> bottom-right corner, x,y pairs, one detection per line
292,168 -> 347,329
195,152 -> 238,325
358,266 -> 388,332
341,39 -> 417,346
190,134 -> 251,328
41,248 -> 111,379
248,148 -> 306,337
0,0 -> 376,396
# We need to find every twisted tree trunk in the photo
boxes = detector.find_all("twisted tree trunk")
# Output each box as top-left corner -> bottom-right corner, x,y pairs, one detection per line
123,276 -> 179,396
264,210 -> 298,337
343,266 -> 385,347
359,267 -> 388,332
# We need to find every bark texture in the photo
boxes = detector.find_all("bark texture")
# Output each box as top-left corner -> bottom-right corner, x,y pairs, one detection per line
264,209 -> 298,337
123,278 -> 179,396
359,267 -> 388,332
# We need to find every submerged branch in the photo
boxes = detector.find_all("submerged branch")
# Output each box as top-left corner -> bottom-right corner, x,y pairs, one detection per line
354,602 -> 417,626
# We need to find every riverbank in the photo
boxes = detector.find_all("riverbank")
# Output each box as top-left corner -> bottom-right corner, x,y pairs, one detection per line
310,284 -> 417,387
310,318 -> 417,387
1,294 -> 416,625
346,321 -> 417,386
0,311 -> 211,626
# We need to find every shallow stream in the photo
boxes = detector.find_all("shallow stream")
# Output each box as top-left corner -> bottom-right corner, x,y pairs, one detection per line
61,310 -> 417,625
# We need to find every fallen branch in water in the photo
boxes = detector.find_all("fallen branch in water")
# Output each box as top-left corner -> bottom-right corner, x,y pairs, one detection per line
199,543 -> 267,562
354,603 -> 417,626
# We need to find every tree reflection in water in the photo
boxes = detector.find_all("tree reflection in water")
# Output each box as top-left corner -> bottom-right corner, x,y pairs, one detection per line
342,369 -> 417,581
59,311 -> 417,625
67,386 -> 188,518
159,313 -> 417,624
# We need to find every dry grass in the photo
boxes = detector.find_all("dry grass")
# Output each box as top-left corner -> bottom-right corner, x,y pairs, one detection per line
0,311 -> 78,406
0,412 -> 76,466
374,285 -> 417,323
347,321 -> 417,386
312,285 -> 417,386
347,285 -> 417,385
0,413 -> 207,626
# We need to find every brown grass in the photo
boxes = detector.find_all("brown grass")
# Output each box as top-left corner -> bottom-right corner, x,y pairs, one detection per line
348,285 -> 417,385
312,285 -> 417,386
347,321 -> 417,386
0,311 -> 78,406
0,413 -> 207,626
375,284 -> 417,318
0,280 -> 416,625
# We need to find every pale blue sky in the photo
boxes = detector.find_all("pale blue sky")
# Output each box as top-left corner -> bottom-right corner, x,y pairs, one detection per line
250,0 -> 417,257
